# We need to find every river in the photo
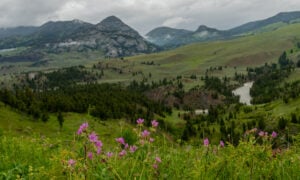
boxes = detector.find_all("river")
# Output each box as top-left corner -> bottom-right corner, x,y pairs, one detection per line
232,82 -> 253,105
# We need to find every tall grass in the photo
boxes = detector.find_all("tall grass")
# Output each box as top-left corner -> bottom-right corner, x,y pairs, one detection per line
0,121 -> 300,179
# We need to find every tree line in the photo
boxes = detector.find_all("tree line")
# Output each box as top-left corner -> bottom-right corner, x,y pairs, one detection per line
0,83 -> 171,125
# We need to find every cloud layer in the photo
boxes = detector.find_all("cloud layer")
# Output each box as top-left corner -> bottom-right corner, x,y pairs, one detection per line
1,0 -> 300,34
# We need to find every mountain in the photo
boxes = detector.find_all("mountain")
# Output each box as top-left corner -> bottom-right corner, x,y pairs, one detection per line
0,16 -> 159,57
0,26 -> 37,39
31,19 -> 94,44
147,11 -> 300,47
0,19 -> 94,51
146,25 -> 224,48
176,25 -> 224,45
146,27 -> 192,46
228,11 -> 300,35
72,16 -> 159,57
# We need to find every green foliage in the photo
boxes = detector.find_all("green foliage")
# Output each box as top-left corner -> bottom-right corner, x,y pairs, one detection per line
1,124 -> 300,179
39,66 -> 97,88
278,117 -> 288,130
278,51 -> 289,67
0,83 -> 170,122
41,112 -> 49,123
297,59 -> 300,68
57,112 -> 64,129
249,62 -> 292,104
258,118 -> 266,130
120,128 -> 138,145
291,113 -> 298,123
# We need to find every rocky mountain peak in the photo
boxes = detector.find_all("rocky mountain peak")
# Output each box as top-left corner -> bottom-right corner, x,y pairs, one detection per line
196,25 -> 219,32
96,15 -> 133,32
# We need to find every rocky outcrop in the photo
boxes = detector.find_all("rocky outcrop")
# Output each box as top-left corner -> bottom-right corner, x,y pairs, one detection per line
0,16 -> 159,57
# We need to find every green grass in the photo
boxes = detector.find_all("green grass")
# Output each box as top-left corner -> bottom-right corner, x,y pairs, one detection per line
0,87 -> 300,179
1,118 -> 300,179
0,102 -> 132,144
288,68 -> 300,82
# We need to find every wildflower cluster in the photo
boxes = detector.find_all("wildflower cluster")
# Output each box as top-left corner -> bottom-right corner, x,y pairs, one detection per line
203,138 -> 225,148
77,122 -> 88,135
88,131 -> 103,156
254,129 -> 278,140
64,122 -> 105,176
115,119 -> 161,168
134,119 -> 162,169
64,118 -> 162,178
115,136 -> 138,157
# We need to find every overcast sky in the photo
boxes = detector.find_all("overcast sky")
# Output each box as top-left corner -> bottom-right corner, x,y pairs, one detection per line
1,0 -> 300,35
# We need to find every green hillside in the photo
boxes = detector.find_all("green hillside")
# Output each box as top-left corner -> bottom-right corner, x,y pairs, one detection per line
0,102 -> 130,143
87,23 -> 300,88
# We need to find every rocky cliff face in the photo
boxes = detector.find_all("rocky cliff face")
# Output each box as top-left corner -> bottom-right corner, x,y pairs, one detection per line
71,16 -> 159,57
0,16 -> 159,57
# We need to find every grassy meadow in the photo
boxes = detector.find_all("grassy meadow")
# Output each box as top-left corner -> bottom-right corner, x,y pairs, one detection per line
1,113 -> 300,179
1,91 -> 300,179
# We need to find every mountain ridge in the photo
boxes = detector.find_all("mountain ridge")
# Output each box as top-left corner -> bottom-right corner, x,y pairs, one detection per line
1,11 -> 300,55
228,11 -> 300,35
146,11 -> 300,47
0,16 -> 159,57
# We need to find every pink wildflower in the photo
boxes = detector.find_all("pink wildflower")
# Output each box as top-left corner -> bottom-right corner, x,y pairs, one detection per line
155,157 -> 162,163
129,145 -> 138,153
87,152 -> 93,160
149,138 -> 155,143
124,143 -> 129,149
153,164 -> 158,169
140,140 -> 145,145
107,152 -> 113,158
116,137 -> 125,145
95,140 -> 103,148
136,118 -> 144,125
204,138 -> 209,146
259,131 -> 265,137
77,122 -> 88,135
272,131 -> 277,138
151,120 -> 159,127
220,140 -> 225,148
141,130 -> 150,138
89,132 -> 98,142
119,150 -> 127,157
96,147 -> 102,155
68,159 -> 76,166
265,132 -> 268,136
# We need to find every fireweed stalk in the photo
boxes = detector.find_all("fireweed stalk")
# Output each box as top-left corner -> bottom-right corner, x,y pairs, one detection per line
63,122 -> 111,179
65,119 -> 162,179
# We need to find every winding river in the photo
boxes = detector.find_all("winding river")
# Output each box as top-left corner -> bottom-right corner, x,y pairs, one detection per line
232,82 -> 253,105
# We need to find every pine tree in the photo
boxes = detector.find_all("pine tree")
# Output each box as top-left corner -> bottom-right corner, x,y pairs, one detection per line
57,111 -> 64,130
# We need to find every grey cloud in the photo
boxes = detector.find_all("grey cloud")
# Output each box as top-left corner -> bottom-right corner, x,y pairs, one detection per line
0,0 -> 300,35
